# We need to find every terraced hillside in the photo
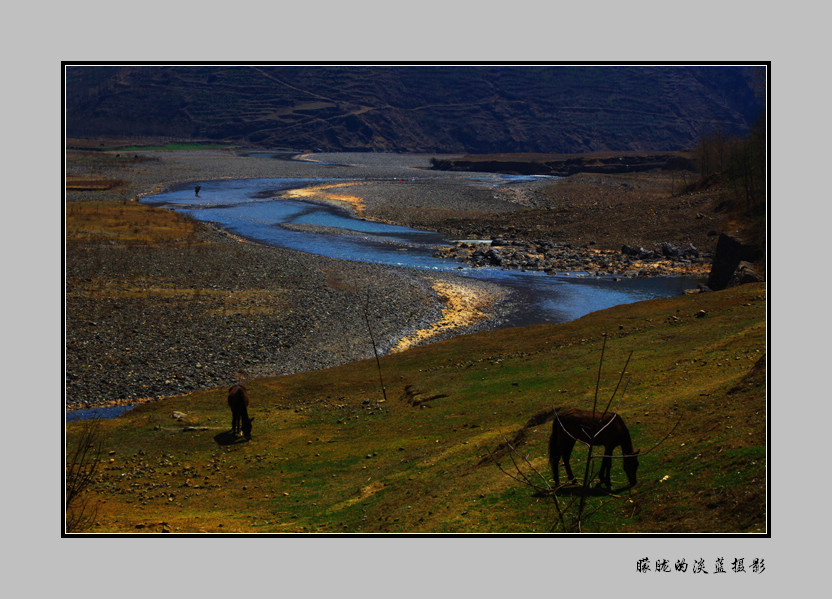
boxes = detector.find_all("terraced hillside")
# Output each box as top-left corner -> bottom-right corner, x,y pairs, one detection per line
65,65 -> 764,153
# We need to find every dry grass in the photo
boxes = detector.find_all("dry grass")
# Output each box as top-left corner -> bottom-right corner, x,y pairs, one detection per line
284,182 -> 367,215
66,176 -> 127,191
66,201 -> 198,245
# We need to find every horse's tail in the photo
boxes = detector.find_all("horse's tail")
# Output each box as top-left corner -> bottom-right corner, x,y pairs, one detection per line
477,407 -> 557,467
548,409 -> 562,477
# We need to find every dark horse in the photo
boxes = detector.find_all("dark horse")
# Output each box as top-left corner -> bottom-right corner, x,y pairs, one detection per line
548,407 -> 639,489
227,384 -> 254,440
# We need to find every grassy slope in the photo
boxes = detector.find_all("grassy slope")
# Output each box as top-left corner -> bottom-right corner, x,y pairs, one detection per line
68,282 -> 766,534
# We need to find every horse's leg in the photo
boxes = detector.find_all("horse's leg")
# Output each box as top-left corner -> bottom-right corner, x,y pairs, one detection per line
599,455 -> 612,489
548,437 -> 560,486
599,444 -> 613,488
562,438 -> 577,483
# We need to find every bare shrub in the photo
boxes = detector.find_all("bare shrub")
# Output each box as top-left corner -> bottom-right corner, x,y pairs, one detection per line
65,418 -> 103,532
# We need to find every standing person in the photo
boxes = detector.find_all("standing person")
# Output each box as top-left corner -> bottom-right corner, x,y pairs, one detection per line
195,184 -> 202,197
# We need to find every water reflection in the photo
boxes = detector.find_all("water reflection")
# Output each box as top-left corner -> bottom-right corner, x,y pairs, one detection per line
66,405 -> 136,422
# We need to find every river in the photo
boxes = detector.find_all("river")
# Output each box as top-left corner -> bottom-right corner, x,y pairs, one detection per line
72,165 -> 700,420
142,175 -> 701,329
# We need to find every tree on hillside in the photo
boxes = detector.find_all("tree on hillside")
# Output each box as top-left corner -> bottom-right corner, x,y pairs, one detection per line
694,112 -> 766,213
727,115 -> 766,212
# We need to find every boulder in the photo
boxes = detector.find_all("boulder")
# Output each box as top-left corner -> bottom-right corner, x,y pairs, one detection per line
661,242 -> 682,258
707,233 -> 764,290
663,242 -> 700,259
683,243 -> 699,258
485,248 -> 503,266
730,261 -> 764,286
621,245 -> 657,260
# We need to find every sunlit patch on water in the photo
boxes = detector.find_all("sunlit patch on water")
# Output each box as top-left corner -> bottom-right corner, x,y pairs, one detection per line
283,181 -> 367,214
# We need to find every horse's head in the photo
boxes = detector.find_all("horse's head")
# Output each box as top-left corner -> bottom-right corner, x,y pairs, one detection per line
623,449 -> 640,487
242,416 -> 254,441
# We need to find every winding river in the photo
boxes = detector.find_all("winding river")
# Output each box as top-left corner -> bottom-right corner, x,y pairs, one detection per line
142,176 -> 700,328
69,170 -> 701,421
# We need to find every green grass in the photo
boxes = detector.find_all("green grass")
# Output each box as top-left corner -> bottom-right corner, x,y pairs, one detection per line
67,283 -> 766,534
67,140 -> 233,152
115,142 -> 232,151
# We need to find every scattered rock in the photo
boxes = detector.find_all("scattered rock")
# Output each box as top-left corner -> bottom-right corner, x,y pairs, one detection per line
435,239 -> 709,277
621,245 -> 655,259
485,248 -> 502,266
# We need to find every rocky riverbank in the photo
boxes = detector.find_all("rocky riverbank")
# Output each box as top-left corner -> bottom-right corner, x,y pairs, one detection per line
434,237 -> 711,278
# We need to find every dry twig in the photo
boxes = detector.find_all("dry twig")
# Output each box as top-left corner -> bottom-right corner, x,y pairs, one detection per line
66,417 -> 103,532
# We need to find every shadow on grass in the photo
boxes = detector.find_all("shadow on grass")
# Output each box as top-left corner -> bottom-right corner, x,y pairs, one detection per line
533,483 -> 633,498
213,430 -> 249,446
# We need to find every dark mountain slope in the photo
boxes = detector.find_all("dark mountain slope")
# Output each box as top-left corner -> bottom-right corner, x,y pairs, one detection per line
65,65 -> 764,154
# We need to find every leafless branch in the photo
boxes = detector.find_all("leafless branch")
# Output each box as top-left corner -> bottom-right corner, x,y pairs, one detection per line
592,334 -> 607,415
600,351 -> 633,418
636,414 -> 683,457
568,413 -> 684,461
486,435 -> 550,495
363,291 -> 388,402
66,417 -> 103,532
486,433 -> 579,532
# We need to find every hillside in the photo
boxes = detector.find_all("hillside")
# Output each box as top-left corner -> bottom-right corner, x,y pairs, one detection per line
66,283 -> 766,534
64,65 -> 764,154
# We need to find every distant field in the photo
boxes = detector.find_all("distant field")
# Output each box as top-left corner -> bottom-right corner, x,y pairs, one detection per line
114,142 -> 232,152
438,150 -> 693,162
66,138 -> 233,152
